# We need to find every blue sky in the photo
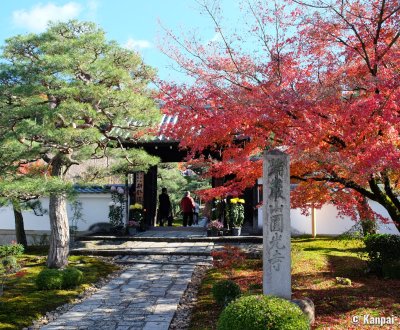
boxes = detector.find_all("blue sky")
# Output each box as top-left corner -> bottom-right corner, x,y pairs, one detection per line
0,0 -> 241,82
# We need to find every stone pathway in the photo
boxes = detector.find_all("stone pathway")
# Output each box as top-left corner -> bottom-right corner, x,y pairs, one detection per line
41,256 -> 210,330
40,227 -> 262,330
114,254 -> 213,266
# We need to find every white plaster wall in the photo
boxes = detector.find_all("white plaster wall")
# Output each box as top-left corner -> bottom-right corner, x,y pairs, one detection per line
0,193 -> 112,232
68,194 -> 112,231
257,201 -> 400,235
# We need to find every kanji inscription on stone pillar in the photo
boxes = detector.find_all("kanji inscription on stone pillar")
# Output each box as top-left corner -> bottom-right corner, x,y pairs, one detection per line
263,149 -> 291,299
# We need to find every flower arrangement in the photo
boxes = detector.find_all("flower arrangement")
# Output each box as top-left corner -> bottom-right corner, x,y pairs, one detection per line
207,220 -> 224,230
108,185 -> 126,228
227,197 -> 245,228
130,203 -> 143,210
230,198 -> 245,204
129,203 -> 144,228
127,220 -> 140,228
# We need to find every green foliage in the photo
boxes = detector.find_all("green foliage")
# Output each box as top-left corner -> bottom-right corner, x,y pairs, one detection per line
212,199 -> 225,220
110,149 -> 160,176
359,219 -> 377,236
129,203 -> 144,227
212,280 -> 241,307
0,254 -> 118,329
62,267 -> 84,289
108,186 -> 126,228
36,269 -> 64,290
364,234 -> 400,275
1,256 -> 20,274
0,177 -> 74,200
0,243 -> 24,258
70,199 -> 84,240
217,295 -> 309,330
36,267 -> 84,290
157,163 -> 211,216
0,19 -> 160,190
0,254 -> 21,295
335,277 -> 352,286
382,260 -> 400,279
226,198 -> 245,228
157,163 -> 188,215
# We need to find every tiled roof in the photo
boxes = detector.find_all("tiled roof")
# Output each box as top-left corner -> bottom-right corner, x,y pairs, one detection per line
73,184 -> 126,194
73,185 -> 108,194
157,114 -> 178,141
107,114 -> 179,143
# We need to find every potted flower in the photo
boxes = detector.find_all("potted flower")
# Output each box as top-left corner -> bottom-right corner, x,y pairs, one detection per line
129,203 -> 144,231
127,220 -> 140,236
227,198 -> 245,236
207,220 -> 224,237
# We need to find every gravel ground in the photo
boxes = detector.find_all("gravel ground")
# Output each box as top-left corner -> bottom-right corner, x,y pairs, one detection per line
169,265 -> 211,330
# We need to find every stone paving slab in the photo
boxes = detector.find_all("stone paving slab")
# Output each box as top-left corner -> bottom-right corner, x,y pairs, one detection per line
73,241 -> 263,258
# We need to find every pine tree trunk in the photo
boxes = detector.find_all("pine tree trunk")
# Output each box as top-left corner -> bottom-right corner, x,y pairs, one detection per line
12,200 -> 28,248
47,193 -> 69,268
47,153 -> 70,269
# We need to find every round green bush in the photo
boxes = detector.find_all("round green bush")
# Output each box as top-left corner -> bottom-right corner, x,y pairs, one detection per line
1,255 -> 20,273
36,269 -> 64,290
62,267 -> 84,288
217,295 -> 309,330
212,279 -> 242,307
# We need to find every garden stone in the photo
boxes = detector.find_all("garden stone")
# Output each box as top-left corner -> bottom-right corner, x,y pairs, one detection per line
292,298 -> 315,325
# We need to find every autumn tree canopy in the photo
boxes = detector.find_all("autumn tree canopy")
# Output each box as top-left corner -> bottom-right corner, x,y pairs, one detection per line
159,0 -> 400,230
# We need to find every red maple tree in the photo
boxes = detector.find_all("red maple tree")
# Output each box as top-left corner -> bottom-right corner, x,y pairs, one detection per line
158,0 -> 400,231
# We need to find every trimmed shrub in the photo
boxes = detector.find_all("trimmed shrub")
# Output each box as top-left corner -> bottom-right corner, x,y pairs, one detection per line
382,260 -> 400,279
36,269 -> 64,290
0,243 -> 24,258
364,234 -> 400,274
217,295 -> 309,330
62,267 -> 84,289
1,256 -> 20,273
212,280 -> 241,307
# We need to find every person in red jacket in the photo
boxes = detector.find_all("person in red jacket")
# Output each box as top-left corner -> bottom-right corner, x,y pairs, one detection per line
180,191 -> 196,227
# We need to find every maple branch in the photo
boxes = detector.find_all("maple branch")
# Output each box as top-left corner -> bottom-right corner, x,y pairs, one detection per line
296,0 -> 375,75
200,1 -> 242,77
247,0 -> 272,55
291,173 -> 376,201
366,177 -> 400,224
374,0 -> 386,49
376,31 -> 400,62
329,8 -> 374,74
292,0 -> 330,10
381,171 -> 400,210
382,4 -> 400,22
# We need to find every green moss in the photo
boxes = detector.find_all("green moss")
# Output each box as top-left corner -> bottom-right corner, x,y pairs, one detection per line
0,254 -> 119,329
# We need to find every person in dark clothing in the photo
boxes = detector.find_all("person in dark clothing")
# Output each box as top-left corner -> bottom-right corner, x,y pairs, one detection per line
158,187 -> 172,226
180,191 -> 196,227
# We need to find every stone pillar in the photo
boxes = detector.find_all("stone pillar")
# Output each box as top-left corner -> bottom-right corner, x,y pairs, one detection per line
263,149 -> 291,299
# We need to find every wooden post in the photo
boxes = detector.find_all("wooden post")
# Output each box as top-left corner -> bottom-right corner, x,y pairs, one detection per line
311,206 -> 316,238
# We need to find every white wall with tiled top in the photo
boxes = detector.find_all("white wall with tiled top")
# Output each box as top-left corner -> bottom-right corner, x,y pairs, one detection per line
257,200 -> 400,235
0,193 -> 111,232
